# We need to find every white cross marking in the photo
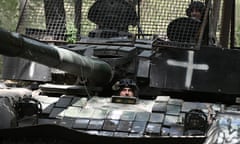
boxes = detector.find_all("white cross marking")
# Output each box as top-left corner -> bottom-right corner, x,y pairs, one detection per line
167,51 -> 209,88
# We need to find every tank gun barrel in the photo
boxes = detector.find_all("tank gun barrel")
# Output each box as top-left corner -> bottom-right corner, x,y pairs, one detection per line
0,28 -> 113,85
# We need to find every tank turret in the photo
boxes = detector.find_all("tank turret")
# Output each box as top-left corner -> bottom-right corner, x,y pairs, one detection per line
0,28 -> 113,86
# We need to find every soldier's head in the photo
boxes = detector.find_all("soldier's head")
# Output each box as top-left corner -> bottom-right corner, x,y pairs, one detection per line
112,78 -> 138,97
186,1 -> 205,21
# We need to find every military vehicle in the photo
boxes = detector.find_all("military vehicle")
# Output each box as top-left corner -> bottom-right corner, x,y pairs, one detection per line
0,0 -> 239,143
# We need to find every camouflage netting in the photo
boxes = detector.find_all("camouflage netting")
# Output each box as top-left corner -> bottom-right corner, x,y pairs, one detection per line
17,0 -> 213,44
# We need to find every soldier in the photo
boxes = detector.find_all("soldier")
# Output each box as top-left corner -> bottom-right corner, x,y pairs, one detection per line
186,1 -> 205,21
112,78 -> 138,97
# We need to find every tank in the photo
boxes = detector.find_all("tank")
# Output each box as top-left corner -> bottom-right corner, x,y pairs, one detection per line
0,0 -> 240,143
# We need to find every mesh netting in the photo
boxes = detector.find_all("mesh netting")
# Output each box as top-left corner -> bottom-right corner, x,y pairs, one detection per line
17,0 -> 209,45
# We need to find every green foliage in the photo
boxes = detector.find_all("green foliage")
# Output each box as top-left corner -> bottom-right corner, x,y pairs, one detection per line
236,25 -> 240,46
0,0 -> 19,31
236,0 -> 240,47
66,22 -> 77,44
0,0 -> 19,77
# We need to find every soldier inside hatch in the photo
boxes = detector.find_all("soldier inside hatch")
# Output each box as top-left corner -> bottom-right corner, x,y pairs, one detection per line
186,1 -> 205,22
112,78 -> 138,97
